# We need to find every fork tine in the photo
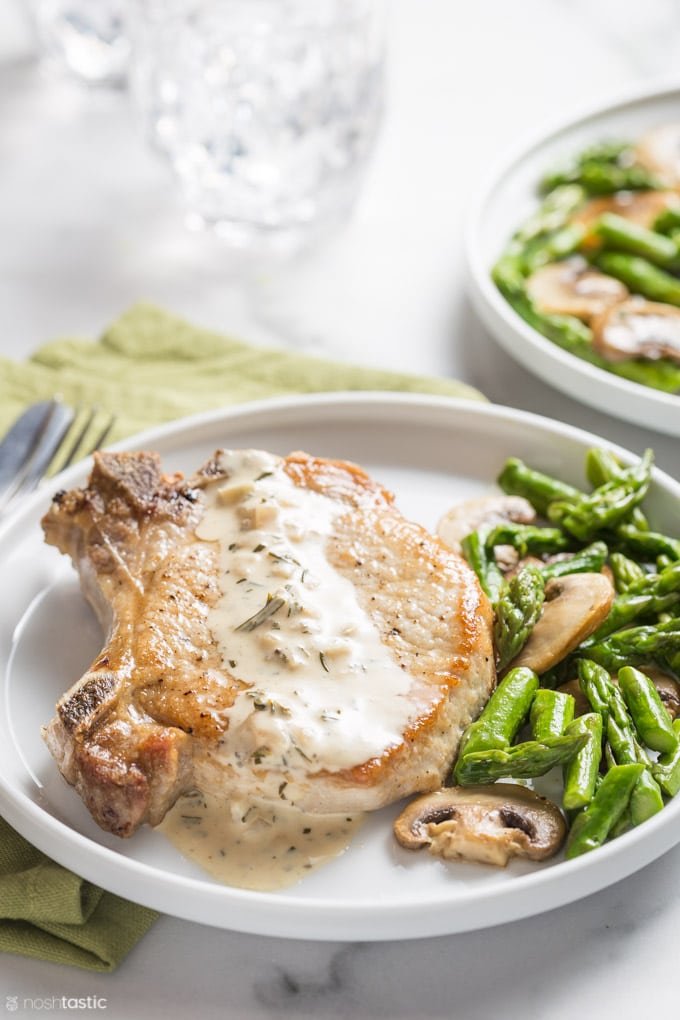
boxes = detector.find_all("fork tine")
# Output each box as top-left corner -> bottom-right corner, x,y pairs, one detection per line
88,412 -> 116,454
57,405 -> 97,471
2,401 -> 75,508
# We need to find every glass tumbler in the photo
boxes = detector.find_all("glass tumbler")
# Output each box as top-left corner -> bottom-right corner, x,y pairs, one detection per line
127,0 -> 387,252
28,0 -> 130,86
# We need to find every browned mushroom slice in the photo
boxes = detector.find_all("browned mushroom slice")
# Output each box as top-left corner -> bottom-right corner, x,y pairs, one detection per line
437,495 -> 535,556
525,261 -> 628,321
393,784 -> 566,866
507,572 -> 614,676
634,124 -> 680,187
572,190 -> 680,242
591,297 -> 680,363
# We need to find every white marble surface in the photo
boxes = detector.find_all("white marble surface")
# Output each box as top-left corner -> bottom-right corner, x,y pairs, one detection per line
1,0 -> 680,1015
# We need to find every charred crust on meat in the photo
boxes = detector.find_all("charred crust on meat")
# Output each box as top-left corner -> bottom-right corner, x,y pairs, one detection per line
59,673 -> 118,734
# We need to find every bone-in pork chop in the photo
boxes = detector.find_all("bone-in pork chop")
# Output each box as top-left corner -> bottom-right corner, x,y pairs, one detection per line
41,449 -> 495,837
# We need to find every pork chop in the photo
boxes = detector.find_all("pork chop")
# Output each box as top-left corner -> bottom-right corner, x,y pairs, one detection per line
41,449 -> 495,837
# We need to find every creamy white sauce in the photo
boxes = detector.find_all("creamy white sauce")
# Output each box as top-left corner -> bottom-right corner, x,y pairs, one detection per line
159,791 -> 365,891
195,449 -> 435,777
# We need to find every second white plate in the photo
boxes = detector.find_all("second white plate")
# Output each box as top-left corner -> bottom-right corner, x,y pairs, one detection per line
466,80 -> 680,436
1,392 -> 680,941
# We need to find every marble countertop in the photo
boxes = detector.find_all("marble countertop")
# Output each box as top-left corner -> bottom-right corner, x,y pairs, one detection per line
1,0 -> 679,1015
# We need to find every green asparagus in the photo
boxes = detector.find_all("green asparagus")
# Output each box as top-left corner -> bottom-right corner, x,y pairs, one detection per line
582,618 -> 680,673
460,528 -> 505,605
617,665 -> 678,754
494,567 -> 545,671
562,713 -> 603,811
451,667 -> 539,782
594,252 -> 680,305
455,733 -> 586,785
530,689 -> 575,741
497,457 -> 582,516
538,542 -> 609,581
548,449 -> 653,541
589,561 -> 680,641
594,212 -> 679,268
652,719 -> 680,796
565,764 -> 644,859
609,551 -> 647,592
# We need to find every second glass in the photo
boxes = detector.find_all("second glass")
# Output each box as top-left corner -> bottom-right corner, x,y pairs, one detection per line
127,0 -> 387,253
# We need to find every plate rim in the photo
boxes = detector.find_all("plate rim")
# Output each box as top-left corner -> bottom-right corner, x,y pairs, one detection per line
2,390 -> 680,941
465,76 -> 680,434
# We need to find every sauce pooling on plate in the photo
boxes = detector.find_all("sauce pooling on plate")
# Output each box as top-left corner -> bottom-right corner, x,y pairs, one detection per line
159,792 -> 365,891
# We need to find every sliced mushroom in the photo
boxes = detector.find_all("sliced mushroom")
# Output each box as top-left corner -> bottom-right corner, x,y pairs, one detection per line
634,124 -> 680,187
507,572 -> 614,676
526,261 -> 628,321
393,784 -> 566,866
571,190 -> 680,240
437,495 -> 535,555
591,296 -> 680,363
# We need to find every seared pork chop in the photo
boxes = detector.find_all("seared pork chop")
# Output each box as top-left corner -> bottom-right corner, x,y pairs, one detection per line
41,449 -> 495,837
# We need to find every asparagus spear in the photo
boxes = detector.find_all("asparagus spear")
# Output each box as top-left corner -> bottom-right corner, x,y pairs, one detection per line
562,712 -> 603,811
451,667 -> 539,782
615,523 -> 680,563
461,528 -> 505,605
617,665 -> 678,754
538,542 -> 608,581
494,566 -> 545,671
530,688 -> 575,740
514,183 -> 586,243
578,661 -> 664,824
455,733 -> 586,785
519,224 -> 586,274
594,212 -> 679,268
484,521 -> 572,557
609,551 -> 647,593
565,763 -> 644,858
652,206 -> 680,235
652,719 -> 680,796
589,561 -> 680,641
542,160 -> 661,195
594,252 -> 680,306
548,449 -> 653,541
584,447 -> 648,531
583,618 -> 680,673
497,457 -> 582,516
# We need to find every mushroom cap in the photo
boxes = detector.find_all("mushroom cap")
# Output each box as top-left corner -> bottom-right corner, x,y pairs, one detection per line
526,261 -> 628,321
634,124 -> 680,187
393,784 -> 566,866
591,297 -> 680,363
437,495 -> 535,555
507,572 -> 614,676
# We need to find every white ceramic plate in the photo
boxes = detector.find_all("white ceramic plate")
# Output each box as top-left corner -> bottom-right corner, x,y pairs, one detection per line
466,79 -> 680,437
1,392 -> 680,941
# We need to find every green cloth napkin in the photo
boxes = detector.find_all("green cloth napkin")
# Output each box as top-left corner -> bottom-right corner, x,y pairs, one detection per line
0,302 -> 484,972
0,819 -> 157,971
0,302 -> 484,441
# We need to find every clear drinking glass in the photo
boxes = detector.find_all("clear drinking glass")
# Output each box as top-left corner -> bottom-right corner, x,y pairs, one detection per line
127,0 -> 387,253
28,0 -> 130,86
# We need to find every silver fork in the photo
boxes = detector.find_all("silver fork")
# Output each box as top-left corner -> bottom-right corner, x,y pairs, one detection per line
0,400 -> 116,518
